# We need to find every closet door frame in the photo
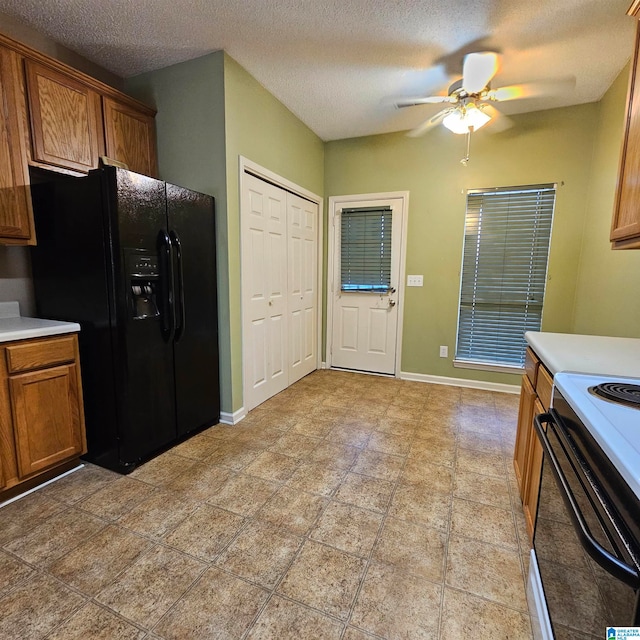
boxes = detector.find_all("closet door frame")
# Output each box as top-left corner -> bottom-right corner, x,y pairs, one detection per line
239,156 -> 323,412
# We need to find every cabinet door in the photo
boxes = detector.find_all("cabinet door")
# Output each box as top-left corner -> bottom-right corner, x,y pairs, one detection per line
513,374 -> 536,498
611,21 -> 640,249
103,96 -> 157,177
523,398 -> 545,543
9,363 -> 85,478
25,60 -> 103,172
0,47 -> 35,243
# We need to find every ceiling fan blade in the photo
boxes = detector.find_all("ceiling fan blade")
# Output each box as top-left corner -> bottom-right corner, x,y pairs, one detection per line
396,96 -> 456,108
486,77 -> 576,102
482,104 -> 514,133
462,51 -> 499,93
406,108 -> 453,137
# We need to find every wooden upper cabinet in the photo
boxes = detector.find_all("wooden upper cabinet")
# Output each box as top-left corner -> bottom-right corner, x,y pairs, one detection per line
103,96 -> 158,177
0,46 -> 35,243
612,16 -> 640,249
25,59 -> 104,173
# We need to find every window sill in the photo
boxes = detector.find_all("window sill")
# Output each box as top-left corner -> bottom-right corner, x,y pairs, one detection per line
453,359 -> 524,376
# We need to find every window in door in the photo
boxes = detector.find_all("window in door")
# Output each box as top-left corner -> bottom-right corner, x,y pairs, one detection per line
340,206 -> 392,292
454,184 -> 556,371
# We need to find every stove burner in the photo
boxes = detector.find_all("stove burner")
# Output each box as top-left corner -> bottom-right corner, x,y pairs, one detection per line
590,382 -> 640,408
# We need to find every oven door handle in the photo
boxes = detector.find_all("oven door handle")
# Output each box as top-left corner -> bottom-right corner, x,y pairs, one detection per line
534,413 -> 640,589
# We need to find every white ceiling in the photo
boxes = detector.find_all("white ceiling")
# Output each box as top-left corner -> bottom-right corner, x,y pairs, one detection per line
0,0 -> 636,141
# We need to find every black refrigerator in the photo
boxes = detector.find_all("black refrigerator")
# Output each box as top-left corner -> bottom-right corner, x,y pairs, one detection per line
29,165 -> 219,473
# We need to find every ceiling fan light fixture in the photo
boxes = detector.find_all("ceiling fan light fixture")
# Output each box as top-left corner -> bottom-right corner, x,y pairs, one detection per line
442,103 -> 491,134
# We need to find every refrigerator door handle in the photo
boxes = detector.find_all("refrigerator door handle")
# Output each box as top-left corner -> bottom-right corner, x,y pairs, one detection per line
158,229 -> 176,342
170,230 -> 186,342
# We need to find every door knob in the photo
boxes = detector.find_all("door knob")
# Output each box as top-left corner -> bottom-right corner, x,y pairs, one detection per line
269,301 -> 273,306
389,299 -> 396,307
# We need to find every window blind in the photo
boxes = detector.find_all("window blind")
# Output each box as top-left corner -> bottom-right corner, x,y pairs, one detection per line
455,184 -> 555,369
340,206 -> 392,292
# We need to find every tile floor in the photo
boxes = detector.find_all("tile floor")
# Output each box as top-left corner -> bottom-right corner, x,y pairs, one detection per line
0,370 -> 534,639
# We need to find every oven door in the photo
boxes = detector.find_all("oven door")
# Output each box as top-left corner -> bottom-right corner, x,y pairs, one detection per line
532,411 -> 640,638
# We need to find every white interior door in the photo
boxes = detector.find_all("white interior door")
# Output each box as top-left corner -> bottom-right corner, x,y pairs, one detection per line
330,198 -> 403,375
242,170 -> 320,411
242,173 -> 289,408
287,193 -> 318,384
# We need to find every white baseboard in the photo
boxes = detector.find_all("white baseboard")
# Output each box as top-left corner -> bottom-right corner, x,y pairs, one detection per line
219,407 -> 246,425
399,370 -> 520,395
320,361 -> 328,369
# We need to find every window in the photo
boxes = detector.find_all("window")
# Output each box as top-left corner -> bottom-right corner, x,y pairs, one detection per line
340,206 -> 392,292
455,184 -> 556,371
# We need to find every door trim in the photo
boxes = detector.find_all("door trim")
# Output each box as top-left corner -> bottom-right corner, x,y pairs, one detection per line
239,156 -> 323,409
326,191 -> 409,377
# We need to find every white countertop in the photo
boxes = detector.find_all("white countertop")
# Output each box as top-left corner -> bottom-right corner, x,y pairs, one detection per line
0,302 -> 80,343
525,331 -> 640,378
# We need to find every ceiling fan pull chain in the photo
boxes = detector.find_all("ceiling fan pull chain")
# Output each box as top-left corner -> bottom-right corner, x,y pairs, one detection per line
461,130 -> 471,166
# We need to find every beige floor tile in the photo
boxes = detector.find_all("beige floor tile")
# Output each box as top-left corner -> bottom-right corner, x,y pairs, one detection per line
77,477 -> 157,521
366,431 -> 412,456
0,493 -> 64,547
163,504 -> 245,561
39,465 -> 119,504
46,602 -> 146,640
290,416 -> 335,438
96,545 -> 205,628
343,627 -> 378,640
389,483 -> 451,532
454,470 -> 512,510
269,432 -> 322,459
373,517 -> 446,582
170,430 -> 223,460
445,535 -> 528,611
154,566 -> 269,640
246,595 -> 344,640
216,520 -> 303,588
49,525 -> 151,596
352,449 -> 405,481
310,501 -> 382,557
258,486 -> 328,536
408,438 -> 456,467
384,404 -> 425,422
278,540 -> 366,619
207,472 -> 279,516
440,587 -> 532,640
244,451 -> 301,482
117,489 -> 197,540
0,550 -> 34,598
457,428 -> 505,454
5,508 -> 106,566
327,423 -> 373,448
450,498 -> 518,549
310,442 -> 360,469
350,561 -> 441,639
285,462 -> 346,497
456,447 -> 507,478
333,472 -> 394,513
162,462 -> 235,501
0,572 -> 86,640
376,416 -> 418,437
128,453 -> 195,487
204,440 -> 264,470
401,459 -> 453,492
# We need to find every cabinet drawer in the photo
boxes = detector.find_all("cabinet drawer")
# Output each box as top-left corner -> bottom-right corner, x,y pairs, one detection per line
536,365 -> 553,412
524,347 -> 539,387
5,336 -> 75,373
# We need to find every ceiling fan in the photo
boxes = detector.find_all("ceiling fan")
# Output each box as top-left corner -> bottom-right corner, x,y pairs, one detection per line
396,51 -> 566,139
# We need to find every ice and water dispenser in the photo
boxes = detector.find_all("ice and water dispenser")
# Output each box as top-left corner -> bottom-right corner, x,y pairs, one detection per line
125,248 -> 160,320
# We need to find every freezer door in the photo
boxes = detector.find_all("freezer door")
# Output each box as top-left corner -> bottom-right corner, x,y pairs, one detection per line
109,168 -> 177,462
167,183 -> 220,436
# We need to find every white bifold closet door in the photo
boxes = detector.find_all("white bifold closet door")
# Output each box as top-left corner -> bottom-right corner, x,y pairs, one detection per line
241,172 -> 318,411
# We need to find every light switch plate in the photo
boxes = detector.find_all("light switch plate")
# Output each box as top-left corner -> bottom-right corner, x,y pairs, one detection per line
407,275 -> 423,287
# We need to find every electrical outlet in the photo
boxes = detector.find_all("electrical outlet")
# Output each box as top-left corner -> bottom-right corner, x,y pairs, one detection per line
407,275 -> 423,287
439,345 -> 448,358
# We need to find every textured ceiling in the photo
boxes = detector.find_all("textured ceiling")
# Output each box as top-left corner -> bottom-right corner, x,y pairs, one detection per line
0,0 -> 635,140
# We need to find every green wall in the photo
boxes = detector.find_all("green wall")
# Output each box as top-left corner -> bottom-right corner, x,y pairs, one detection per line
222,54 -> 325,411
325,104 -> 600,386
572,64 -> 640,337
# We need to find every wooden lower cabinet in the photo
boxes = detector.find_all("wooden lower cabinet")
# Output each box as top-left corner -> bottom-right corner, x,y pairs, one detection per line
513,374 -> 536,491
0,334 -> 86,497
522,398 -> 545,541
